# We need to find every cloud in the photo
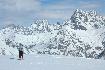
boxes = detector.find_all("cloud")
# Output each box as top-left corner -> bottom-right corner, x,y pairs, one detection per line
0,0 -> 41,12
0,0 -> 42,27
3,20 -> 14,26
1,17 -> 15,27
79,1 -> 101,9
0,0 -> 105,28
36,0 -> 101,20
37,9 -> 73,20
36,1 -> 76,20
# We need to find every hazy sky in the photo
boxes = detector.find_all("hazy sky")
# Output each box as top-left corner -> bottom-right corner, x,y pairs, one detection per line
0,0 -> 105,28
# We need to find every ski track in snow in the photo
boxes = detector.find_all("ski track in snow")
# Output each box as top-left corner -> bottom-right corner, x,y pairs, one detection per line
0,55 -> 105,70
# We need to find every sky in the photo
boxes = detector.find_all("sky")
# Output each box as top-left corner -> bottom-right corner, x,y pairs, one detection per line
0,0 -> 105,28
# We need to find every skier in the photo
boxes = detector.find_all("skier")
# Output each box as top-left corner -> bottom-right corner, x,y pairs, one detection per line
18,43 -> 24,60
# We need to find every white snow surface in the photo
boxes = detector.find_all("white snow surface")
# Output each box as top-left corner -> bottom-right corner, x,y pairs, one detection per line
0,55 -> 105,70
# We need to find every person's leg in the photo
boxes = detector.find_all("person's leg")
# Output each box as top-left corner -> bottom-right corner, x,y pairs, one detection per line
22,51 -> 23,59
20,51 -> 23,59
19,51 -> 21,58
20,51 -> 22,59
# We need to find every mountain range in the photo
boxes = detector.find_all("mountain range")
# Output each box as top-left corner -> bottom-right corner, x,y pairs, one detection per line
0,9 -> 105,59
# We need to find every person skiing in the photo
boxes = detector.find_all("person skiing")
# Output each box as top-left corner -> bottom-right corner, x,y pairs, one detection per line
18,43 -> 24,60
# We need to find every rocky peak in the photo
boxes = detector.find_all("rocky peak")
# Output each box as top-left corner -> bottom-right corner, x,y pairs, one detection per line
30,19 -> 49,33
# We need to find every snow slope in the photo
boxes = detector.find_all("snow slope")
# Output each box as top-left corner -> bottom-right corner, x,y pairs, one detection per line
0,55 -> 105,70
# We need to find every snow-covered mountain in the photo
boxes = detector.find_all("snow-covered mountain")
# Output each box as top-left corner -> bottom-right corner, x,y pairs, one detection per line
0,9 -> 105,59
